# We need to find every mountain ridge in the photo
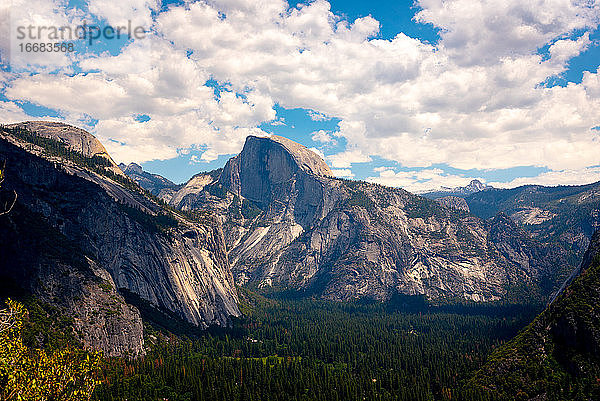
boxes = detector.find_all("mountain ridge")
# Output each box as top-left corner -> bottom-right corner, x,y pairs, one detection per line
0,122 -> 241,356
421,179 -> 492,199
151,134 -> 575,303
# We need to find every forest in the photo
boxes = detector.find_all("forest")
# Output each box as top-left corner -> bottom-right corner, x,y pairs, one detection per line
92,291 -> 540,401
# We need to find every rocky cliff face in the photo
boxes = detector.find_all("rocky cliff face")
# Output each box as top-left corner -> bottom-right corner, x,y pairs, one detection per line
0,188 -> 145,357
436,196 -> 470,212
0,124 -> 241,356
469,231 -> 600,400
167,135 -> 570,302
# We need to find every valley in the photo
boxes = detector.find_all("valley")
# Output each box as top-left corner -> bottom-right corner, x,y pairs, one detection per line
1,121 -> 599,401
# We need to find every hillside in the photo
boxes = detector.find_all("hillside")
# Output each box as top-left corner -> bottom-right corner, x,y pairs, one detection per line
465,183 -> 600,260
469,231 -> 600,400
0,123 -> 240,356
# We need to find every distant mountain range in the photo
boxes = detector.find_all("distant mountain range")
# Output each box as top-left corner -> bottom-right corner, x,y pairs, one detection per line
125,135 -> 585,303
2,121 -> 600,359
423,177 -> 600,266
118,162 -> 180,196
422,179 -> 492,199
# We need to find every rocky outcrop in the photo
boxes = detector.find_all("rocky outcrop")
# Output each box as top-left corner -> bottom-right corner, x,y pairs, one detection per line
169,135 -> 570,303
219,135 -> 333,213
436,196 -> 470,212
167,170 -> 222,208
0,124 -> 241,355
167,135 -> 343,287
7,121 -> 126,178
0,199 -> 144,357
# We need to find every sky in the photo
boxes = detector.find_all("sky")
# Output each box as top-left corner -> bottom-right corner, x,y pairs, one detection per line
0,0 -> 599,192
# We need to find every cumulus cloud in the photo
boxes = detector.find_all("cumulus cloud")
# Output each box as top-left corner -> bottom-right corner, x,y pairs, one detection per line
5,36 -> 275,163
87,0 -> 159,27
0,100 -> 39,123
311,129 -> 335,144
331,168 -> 354,178
308,110 -> 331,121
1,0 -> 599,188
327,149 -> 372,168
491,167 -> 600,188
368,168 -> 485,193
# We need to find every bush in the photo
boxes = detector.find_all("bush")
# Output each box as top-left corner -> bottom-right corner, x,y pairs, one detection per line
0,299 -> 101,400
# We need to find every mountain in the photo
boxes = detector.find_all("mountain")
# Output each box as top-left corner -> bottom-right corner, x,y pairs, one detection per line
0,122 -> 240,356
119,162 -> 180,197
165,135 -> 572,302
423,176 -> 600,268
422,179 -> 492,199
435,195 -> 471,212
464,183 -> 600,259
6,121 -> 126,178
2,120 -> 592,360
469,230 -> 600,400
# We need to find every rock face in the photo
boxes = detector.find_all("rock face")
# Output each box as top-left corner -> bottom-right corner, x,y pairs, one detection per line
0,181 -> 145,357
119,162 -> 180,196
169,135 -> 571,302
470,231 -> 600,400
436,196 -> 470,212
0,124 -> 241,356
7,121 -> 126,178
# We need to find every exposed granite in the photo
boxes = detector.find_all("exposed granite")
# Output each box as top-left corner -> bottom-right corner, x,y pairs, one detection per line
170,135 -> 571,303
436,196 -> 470,212
0,125 -> 242,355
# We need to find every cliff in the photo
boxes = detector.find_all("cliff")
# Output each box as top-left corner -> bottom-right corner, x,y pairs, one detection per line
0,123 -> 241,356
166,135 -> 571,302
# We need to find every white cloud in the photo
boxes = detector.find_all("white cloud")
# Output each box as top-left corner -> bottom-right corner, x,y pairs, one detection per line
4,36 -> 275,163
0,0 -> 599,181
327,149 -> 372,168
491,167 -> 600,188
269,117 -> 286,126
415,0 -> 599,66
367,168 -> 483,193
5,0 -> 83,72
308,110 -> 331,121
311,129 -> 334,143
331,168 -> 354,178
0,100 -> 39,123
87,0 -> 159,28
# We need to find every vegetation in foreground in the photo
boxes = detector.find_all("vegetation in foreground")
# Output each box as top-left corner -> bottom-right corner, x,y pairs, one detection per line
0,299 -> 100,401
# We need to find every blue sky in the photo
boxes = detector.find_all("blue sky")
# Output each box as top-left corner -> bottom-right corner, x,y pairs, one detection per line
1,0 -> 599,190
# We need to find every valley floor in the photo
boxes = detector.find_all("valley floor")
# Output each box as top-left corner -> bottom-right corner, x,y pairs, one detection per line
93,291 -> 539,401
